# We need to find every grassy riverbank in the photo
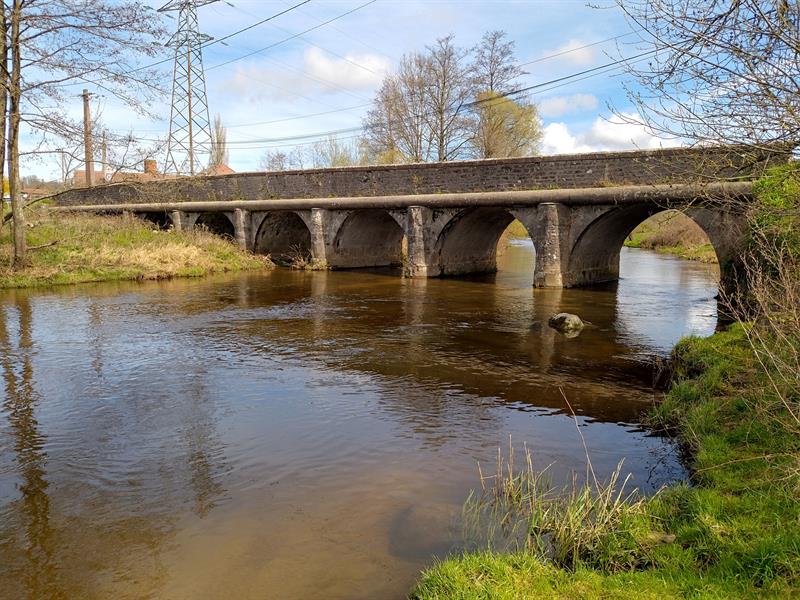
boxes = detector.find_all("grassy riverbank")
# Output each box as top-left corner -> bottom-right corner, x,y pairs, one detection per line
412,324 -> 800,598
0,210 -> 270,289
624,210 -> 718,263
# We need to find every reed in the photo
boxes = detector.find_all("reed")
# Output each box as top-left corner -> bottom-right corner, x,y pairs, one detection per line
464,440 -> 653,573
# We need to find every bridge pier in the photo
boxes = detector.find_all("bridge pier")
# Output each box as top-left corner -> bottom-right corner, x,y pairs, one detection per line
405,206 -> 431,277
526,203 -> 571,288
233,209 -> 250,251
169,210 -> 186,232
309,208 -> 329,269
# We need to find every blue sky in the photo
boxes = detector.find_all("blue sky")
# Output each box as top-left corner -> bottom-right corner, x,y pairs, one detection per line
34,0 -> 675,178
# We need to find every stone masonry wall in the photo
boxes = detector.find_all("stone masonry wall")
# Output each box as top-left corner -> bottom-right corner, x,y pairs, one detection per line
53,145 -> 788,206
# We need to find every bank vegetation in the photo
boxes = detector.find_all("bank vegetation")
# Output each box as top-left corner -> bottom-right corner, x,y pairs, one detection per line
0,209 -> 269,289
624,211 -> 718,263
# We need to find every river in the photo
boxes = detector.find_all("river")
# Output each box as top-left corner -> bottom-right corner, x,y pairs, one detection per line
0,241 -> 719,599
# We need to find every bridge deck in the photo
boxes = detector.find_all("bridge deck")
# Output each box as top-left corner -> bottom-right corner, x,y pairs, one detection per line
51,182 -> 753,213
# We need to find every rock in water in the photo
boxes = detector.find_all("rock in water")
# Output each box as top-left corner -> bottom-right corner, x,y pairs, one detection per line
548,313 -> 584,336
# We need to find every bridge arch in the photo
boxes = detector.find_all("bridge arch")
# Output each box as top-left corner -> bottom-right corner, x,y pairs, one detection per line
253,211 -> 312,265
433,207 -> 534,276
330,209 -> 405,269
564,205 -> 733,288
194,212 -> 235,239
138,211 -> 172,230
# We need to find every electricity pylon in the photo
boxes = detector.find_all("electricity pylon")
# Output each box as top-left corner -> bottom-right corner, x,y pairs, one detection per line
159,0 -> 219,175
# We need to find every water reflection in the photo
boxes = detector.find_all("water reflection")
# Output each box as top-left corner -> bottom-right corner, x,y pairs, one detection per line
0,245 -> 720,599
0,298 -> 61,599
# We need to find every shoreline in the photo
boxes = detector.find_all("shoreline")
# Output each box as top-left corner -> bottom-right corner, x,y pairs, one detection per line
411,323 -> 799,598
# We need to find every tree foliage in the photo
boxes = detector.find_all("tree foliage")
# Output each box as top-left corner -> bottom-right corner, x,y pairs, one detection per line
473,92 -> 542,158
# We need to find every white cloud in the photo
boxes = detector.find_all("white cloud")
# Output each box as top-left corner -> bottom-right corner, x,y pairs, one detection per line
224,47 -> 390,101
538,93 -> 598,118
538,39 -> 598,66
542,113 -> 679,155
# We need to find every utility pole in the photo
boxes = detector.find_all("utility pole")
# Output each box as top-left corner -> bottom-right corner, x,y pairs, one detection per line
159,0 -> 218,175
82,88 -> 94,187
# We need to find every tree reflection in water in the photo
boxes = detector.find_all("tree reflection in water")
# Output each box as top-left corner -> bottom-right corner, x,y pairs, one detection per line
0,298 -> 62,598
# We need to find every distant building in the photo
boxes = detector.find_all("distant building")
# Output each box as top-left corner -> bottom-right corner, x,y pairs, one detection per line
201,163 -> 235,176
72,159 -> 165,186
110,159 -> 165,183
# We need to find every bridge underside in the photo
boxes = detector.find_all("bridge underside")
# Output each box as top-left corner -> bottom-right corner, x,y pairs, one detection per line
157,198 -> 745,292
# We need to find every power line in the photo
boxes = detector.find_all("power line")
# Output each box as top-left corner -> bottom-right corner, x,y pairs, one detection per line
119,102 -> 371,134
95,30 -> 645,136
469,48 -> 659,108
224,51 -> 663,152
226,1 -> 380,74
108,49 -> 659,151
59,0 -> 312,88
205,0 -> 378,71
226,103 -> 371,128
516,32 -> 639,68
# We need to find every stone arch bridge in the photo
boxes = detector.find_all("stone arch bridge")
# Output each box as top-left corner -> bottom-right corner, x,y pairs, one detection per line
53,146 -> 787,289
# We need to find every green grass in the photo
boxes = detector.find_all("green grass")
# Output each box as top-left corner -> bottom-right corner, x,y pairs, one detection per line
0,209 -> 271,288
411,324 -> 800,599
504,219 -> 530,240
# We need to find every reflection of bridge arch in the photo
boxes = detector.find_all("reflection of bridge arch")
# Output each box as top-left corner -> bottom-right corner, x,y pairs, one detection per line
195,213 -> 235,239
253,211 -> 311,265
565,206 -> 735,288
330,209 -> 405,269
433,207 -> 534,276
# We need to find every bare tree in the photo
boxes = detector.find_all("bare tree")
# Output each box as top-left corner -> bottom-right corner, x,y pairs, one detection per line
1,1 -> 167,268
365,31 -> 541,163
209,114 -> 228,168
308,135 -> 361,168
363,52 -> 433,163
425,35 -> 476,161
472,30 -> 526,95
364,35 -> 475,163
259,149 -> 304,172
614,0 -> 800,150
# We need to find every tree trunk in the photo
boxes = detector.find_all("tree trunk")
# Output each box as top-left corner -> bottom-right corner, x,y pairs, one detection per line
8,0 -> 24,269
0,9 -> 8,228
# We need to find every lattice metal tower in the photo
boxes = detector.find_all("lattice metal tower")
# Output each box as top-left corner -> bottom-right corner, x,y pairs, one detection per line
159,0 -> 219,175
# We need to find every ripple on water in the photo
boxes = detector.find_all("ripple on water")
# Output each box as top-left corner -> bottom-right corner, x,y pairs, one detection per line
0,247 -> 712,599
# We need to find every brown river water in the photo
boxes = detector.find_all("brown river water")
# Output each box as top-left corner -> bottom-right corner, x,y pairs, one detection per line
0,241 -> 719,599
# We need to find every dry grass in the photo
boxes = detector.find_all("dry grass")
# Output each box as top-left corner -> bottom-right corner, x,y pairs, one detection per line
0,209 -> 271,288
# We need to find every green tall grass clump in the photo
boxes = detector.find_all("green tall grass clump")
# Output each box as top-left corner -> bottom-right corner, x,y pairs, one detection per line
462,445 -> 653,574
